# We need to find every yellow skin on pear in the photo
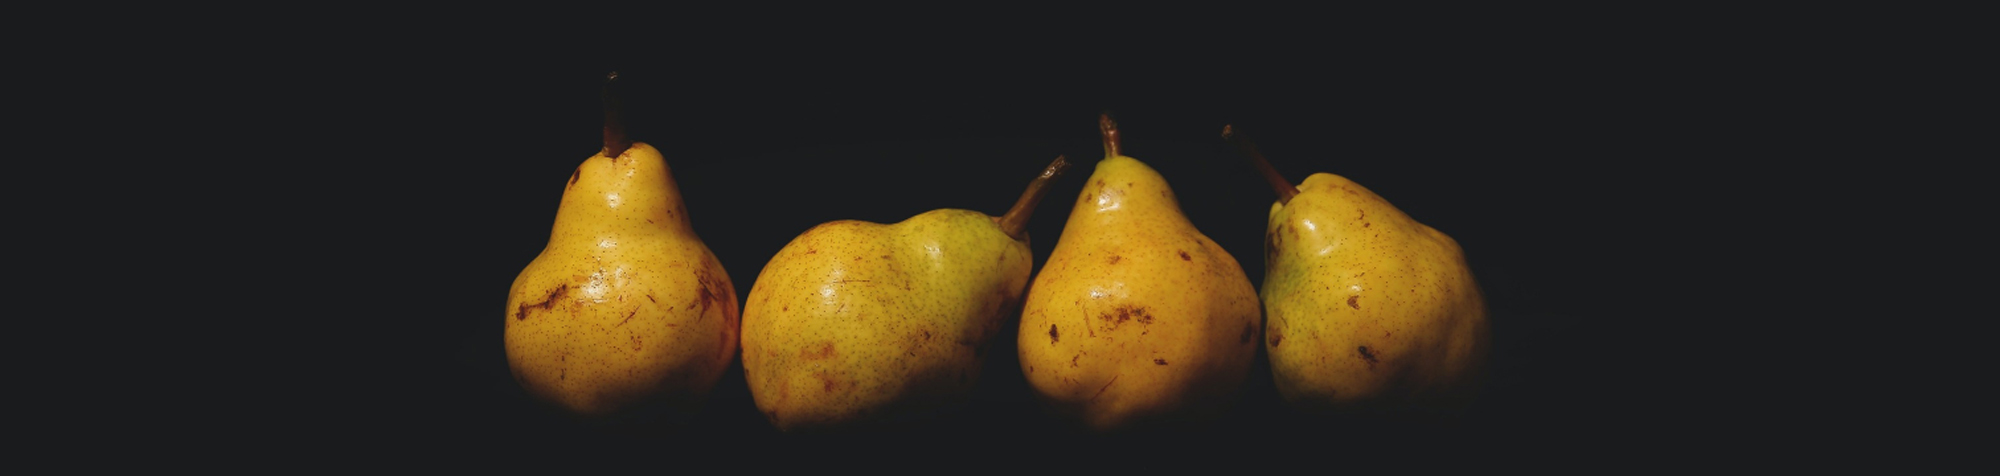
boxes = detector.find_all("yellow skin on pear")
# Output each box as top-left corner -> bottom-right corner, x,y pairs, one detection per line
741,209 -> 1031,431
1018,156 -> 1261,431
1261,173 -> 1489,412
504,142 -> 739,418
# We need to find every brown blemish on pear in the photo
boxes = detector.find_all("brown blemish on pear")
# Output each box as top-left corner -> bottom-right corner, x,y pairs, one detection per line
514,284 -> 569,321
801,342 -> 835,360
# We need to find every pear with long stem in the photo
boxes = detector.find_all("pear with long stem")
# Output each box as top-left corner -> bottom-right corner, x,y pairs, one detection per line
741,154 -> 1070,432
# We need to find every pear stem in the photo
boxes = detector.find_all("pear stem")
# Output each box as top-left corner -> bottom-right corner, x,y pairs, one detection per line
602,71 -> 632,158
998,155 -> 1072,241
1099,112 -> 1121,159
1222,124 -> 1299,204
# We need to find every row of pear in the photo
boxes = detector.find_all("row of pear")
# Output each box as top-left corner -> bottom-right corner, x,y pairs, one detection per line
504,80 -> 1488,431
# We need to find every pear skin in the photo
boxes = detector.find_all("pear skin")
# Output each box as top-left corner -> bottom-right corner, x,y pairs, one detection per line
1018,116 -> 1261,431
504,79 -> 736,419
1229,126 -> 1490,416
741,156 -> 1067,432
1260,174 -> 1489,413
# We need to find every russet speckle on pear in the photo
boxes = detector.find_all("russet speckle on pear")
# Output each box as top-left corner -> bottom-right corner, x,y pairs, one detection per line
1238,128 -> 1490,415
1017,115 -> 1261,431
740,156 -> 1066,432
503,141 -> 740,419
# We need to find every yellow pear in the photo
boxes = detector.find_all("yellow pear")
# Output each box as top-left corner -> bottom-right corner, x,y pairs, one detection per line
1017,114 -> 1262,431
1225,125 -> 1489,415
741,155 -> 1070,432
503,75 -> 737,419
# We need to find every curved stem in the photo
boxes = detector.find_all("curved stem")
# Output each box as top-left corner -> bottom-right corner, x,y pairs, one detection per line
1222,124 -> 1299,204
998,155 -> 1071,241
1099,112 -> 1121,159
602,71 -> 632,158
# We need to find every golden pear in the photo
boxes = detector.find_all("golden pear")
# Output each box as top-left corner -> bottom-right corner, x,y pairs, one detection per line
1017,115 -> 1261,431
1226,125 -> 1489,415
742,156 -> 1070,432
503,75 -> 737,419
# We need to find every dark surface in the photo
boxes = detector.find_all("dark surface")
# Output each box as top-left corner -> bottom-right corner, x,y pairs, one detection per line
302,16 -> 1762,465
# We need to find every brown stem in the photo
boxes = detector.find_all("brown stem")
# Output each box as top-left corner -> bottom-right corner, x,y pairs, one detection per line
1222,124 -> 1299,204
998,155 -> 1071,241
1099,112 -> 1121,158
602,71 -> 632,158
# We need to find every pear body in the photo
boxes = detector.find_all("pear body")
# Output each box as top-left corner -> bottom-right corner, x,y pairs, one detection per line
1261,173 -> 1489,414
504,143 -> 739,418
741,209 -> 1031,431
1017,156 -> 1261,431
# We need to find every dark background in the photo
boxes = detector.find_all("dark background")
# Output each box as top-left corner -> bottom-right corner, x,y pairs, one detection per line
286,12 -> 1797,464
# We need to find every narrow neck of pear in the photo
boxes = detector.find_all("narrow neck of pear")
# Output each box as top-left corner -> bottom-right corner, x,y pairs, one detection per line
997,155 -> 1071,241
619,152 -> 695,235
1076,155 -> 1184,216
1081,114 -> 1187,221
550,147 -> 695,244
1223,125 -> 1299,204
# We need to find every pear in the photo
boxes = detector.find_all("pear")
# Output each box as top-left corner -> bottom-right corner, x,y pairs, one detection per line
503,74 -> 738,419
1017,114 -> 1261,431
741,155 -> 1071,432
1224,125 -> 1490,416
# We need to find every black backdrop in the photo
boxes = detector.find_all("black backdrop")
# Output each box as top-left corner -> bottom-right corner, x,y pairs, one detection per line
298,13 -> 1766,464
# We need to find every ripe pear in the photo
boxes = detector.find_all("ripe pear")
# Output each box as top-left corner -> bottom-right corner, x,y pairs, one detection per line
741,155 -> 1071,432
1224,125 -> 1490,415
503,75 -> 737,419
1017,115 -> 1262,431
